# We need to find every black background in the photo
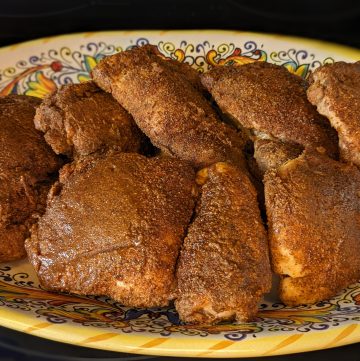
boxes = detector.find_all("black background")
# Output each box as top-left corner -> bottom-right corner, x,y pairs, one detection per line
0,0 -> 359,48
0,1 -> 359,360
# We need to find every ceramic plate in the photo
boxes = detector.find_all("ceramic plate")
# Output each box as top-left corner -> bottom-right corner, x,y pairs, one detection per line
0,30 -> 360,358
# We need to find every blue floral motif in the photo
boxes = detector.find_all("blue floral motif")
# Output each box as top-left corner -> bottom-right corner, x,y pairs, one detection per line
0,38 -> 335,97
0,265 -> 359,340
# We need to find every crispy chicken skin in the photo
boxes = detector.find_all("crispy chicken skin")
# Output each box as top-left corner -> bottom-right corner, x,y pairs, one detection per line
264,150 -> 360,305
176,163 -> 271,324
0,95 -> 61,262
91,44 -> 246,169
307,61 -> 360,167
254,139 -> 303,175
26,152 -> 197,307
201,62 -> 338,169
34,81 -> 147,158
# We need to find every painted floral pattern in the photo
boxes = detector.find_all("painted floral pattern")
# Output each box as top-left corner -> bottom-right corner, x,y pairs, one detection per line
0,38 -> 334,98
0,265 -> 359,341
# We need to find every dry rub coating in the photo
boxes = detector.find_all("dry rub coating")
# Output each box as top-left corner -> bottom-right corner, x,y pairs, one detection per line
0,95 -> 61,262
176,163 -> 271,324
34,81 -> 147,158
264,150 -> 360,305
26,152 -> 197,307
254,139 -> 303,175
307,61 -> 360,167
92,44 -> 246,169
153,47 -> 205,93
201,62 -> 338,168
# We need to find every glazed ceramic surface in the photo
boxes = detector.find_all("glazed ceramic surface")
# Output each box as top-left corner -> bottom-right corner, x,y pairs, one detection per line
0,30 -> 359,358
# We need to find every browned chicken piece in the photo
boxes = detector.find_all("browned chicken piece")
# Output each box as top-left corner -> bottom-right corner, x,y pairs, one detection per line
0,95 -> 61,262
254,139 -> 303,175
307,61 -> 360,167
26,152 -> 197,307
154,47 -> 205,93
34,81 -> 148,158
176,162 -> 271,324
91,44 -> 246,169
264,150 -> 360,306
129,45 -> 204,92
201,62 -> 338,171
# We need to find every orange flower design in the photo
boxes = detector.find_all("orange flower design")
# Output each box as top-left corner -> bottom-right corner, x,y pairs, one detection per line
354,292 -> 360,305
206,48 -> 267,67
25,71 -> 57,98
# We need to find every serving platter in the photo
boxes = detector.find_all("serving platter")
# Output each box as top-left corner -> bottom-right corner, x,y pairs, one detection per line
0,30 -> 359,358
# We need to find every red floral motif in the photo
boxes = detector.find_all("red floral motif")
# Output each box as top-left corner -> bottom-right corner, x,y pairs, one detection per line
50,61 -> 63,72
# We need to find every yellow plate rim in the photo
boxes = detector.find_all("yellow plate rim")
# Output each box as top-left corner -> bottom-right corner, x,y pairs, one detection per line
0,306 -> 359,358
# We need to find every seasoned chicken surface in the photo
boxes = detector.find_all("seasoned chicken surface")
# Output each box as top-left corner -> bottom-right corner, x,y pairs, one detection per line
0,95 -> 61,262
201,62 -> 338,172
176,162 -> 271,324
154,47 -> 205,93
307,61 -> 360,167
92,44 -> 246,169
26,152 -> 197,307
264,150 -> 360,305
34,81 -> 147,158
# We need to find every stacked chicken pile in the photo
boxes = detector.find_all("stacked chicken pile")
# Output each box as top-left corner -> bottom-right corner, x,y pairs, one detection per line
1,45 -> 359,324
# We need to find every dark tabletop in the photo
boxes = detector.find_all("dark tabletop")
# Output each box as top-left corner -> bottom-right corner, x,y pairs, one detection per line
0,1 -> 359,360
